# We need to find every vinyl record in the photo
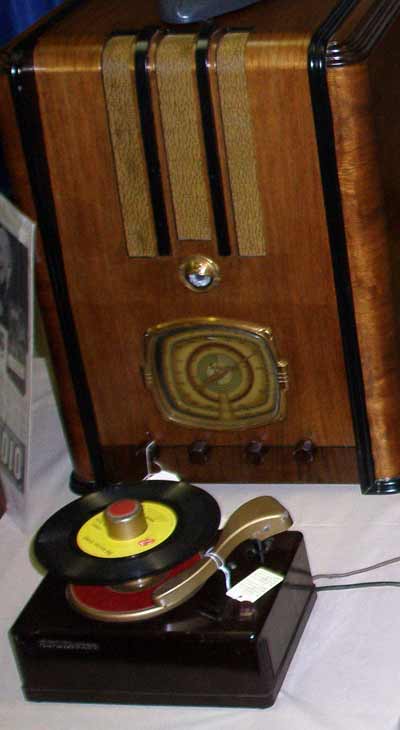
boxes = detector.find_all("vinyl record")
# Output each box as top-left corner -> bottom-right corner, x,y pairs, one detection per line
34,481 -> 221,585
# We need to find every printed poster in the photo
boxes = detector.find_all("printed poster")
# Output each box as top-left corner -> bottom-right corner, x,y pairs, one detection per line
0,194 -> 35,525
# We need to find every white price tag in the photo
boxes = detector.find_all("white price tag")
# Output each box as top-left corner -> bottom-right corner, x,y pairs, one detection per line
226,568 -> 284,603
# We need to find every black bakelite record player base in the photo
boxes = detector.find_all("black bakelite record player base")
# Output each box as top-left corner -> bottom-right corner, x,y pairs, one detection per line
10,531 -> 316,708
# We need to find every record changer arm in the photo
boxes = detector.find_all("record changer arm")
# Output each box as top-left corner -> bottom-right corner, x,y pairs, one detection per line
153,496 -> 292,611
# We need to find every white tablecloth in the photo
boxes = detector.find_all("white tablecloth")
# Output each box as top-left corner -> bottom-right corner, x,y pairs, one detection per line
1,359 -> 400,730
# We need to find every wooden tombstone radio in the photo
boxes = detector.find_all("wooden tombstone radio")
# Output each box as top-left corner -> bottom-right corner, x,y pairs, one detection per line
2,0 -> 400,493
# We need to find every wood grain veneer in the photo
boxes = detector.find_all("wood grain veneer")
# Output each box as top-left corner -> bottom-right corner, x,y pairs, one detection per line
327,14 -> 400,481
31,23 -> 353,458
9,0 -> 398,487
0,67 -> 94,483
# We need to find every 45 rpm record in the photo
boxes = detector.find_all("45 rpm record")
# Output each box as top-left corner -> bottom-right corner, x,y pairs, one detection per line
34,481 -> 221,585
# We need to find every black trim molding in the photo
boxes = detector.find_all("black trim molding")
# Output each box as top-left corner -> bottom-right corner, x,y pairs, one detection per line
135,28 -> 171,256
7,28 -> 107,488
195,27 -> 231,256
326,0 -> 400,66
308,0 -> 384,494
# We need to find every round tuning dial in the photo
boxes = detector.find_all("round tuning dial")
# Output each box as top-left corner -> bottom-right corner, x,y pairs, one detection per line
144,317 -> 288,430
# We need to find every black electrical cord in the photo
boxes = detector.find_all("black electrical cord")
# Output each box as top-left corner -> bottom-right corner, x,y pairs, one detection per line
315,580 -> 400,592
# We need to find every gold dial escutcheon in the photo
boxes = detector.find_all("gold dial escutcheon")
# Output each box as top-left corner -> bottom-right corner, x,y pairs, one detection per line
144,317 -> 288,430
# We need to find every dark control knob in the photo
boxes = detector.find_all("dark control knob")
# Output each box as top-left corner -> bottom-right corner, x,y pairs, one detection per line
245,440 -> 269,465
188,441 -> 211,465
293,438 -> 316,463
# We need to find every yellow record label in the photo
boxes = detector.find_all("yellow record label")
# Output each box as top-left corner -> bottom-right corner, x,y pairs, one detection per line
76,501 -> 177,559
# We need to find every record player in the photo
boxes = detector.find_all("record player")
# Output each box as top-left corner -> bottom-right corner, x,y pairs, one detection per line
10,480 -> 316,708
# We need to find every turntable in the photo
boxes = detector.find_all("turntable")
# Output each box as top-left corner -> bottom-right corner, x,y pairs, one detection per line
10,481 -> 316,708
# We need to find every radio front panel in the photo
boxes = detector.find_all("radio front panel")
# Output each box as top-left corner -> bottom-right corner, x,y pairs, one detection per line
3,0 -> 400,491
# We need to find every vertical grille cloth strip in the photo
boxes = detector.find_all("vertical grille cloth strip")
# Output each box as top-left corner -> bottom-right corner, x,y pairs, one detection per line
156,34 -> 212,241
216,32 -> 267,255
103,36 -> 158,257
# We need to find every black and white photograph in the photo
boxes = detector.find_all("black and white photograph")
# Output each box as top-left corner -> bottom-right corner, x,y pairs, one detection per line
0,224 -> 29,395
0,194 -> 35,508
